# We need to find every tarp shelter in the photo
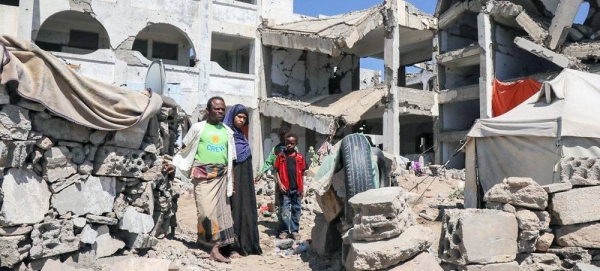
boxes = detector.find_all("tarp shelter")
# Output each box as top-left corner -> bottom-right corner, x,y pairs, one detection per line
463,69 -> 600,208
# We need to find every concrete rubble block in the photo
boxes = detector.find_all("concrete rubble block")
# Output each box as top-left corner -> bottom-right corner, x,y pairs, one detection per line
52,176 -> 116,216
43,146 -> 78,183
315,189 -> 342,223
32,115 -> 91,143
80,225 -> 98,245
541,182 -> 572,194
73,217 -> 86,229
346,225 -> 433,271
0,140 -> 34,168
388,252 -> 443,271
35,137 -> 53,150
483,177 -> 548,210
348,187 -> 415,241
78,161 -> 93,175
0,225 -> 33,236
549,186 -> 600,225
515,208 -> 550,231
535,232 -> 554,252
547,247 -> 592,269
123,232 -> 158,250
459,261 -> 520,271
0,105 -> 31,140
561,157 -> 600,186
517,253 -> 562,270
30,220 -> 80,259
0,168 -> 51,226
485,202 -> 516,213
311,213 -> 342,255
439,209 -> 518,265
29,256 -> 59,270
555,222 -> 600,248
518,230 -> 539,253
70,146 -> 86,165
40,259 -> 93,271
575,263 -> 600,271
546,0 -> 584,50
109,119 -> 149,149
93,146 -> 154,178
86,214 -> 118,226
93,225 -> 125,258
118,206 -> 154,234
0,235 -> 31,268
49,173 -> 82,194
0,85 -> 9,105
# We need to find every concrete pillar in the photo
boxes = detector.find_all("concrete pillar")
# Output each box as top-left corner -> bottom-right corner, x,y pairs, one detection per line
547,0 -> 583,50
478,13 -> 494,119
249,29 -> 264,173
382,0 -> 401,156
196,0 -> 213,107
17,0 -> 34,41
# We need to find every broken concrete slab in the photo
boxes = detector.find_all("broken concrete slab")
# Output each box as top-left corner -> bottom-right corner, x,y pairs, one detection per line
460,261 -> 519,271
0,168 -> 51,226
514,37 -> 574,69
541,182 -> 572,193
561,157 -> 600,185
32,115 -> 91,143
109,119 -> 149,150
0,140 -> 34,168
93,146 -> 154,178
436,45 -> 481,68
52,176 -> 116,216
515,208 -> 550,231
49,174 -> 82,194
80,225 -> 98,245
535,232 -> 554,252
388,252 -> 443,271
311,213 -> 342,256
0,225 -> 33,236
546,0 -> 584,50
483,177 -> 548,210
43,147 -> 78,183
438,0 -> 483,30
0,105 -> 31,140
549,186 -> 600,225
73,217 -> 86,229
518,230 -> 539,253
123,233 -> 157,250
118,206 -> 154,234
30,220 -> 80,259
547,247 -> 592,269
515,12 -> 548,44
0,235 -> 31,268
346,225 -> 433,270
349,187 -> 415,241
315,189 -> 342,223
86,215 -> 118,226
563,43 -> 600,60
93,225 -> 125,258
555,222 -> 600,248
517,253 -> 562,271
439,209 -> 518,265
40,259 -> 93,271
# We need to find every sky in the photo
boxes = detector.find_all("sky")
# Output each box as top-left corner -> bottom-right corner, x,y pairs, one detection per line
293,0 -> 589,73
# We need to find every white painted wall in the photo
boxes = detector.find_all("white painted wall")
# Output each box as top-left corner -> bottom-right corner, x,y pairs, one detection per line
0,5 -> 19,37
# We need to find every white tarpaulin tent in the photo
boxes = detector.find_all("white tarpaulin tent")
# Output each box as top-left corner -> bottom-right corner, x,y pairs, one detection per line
464,69 -> 600,208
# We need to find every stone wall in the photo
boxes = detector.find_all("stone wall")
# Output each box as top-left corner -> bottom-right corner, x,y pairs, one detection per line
0,85 -> 183,269
439,172 -> 600,270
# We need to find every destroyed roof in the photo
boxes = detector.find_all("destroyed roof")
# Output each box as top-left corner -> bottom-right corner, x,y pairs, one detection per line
260,3 -> 436,57
259,86 -> 386,135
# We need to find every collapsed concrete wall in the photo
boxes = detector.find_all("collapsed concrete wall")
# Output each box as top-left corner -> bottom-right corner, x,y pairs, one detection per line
270,47 -> 360,97
0,85 -> 182,269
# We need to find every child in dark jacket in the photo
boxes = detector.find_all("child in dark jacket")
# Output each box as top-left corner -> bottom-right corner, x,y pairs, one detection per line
274,132 -> 306,240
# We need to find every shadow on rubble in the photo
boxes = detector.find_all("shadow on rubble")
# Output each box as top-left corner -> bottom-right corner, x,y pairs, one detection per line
299,249 -> 343,271
257,220 -> 279,236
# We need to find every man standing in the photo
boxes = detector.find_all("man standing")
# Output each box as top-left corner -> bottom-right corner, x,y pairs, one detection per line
165,96 -> 236,263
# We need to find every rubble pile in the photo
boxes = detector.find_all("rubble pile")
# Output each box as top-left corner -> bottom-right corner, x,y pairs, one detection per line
343,187 -> 442,271
0,91 -> 183,269
441,172 -> 600,270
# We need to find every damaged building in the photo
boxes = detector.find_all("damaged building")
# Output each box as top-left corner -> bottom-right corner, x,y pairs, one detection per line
259,1 -> 438,160
433,0 -> 600,168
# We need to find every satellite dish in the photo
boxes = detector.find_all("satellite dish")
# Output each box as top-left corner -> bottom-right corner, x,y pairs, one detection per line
145,59 -> 166,95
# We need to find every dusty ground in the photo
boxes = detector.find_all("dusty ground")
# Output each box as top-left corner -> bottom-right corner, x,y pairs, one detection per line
148,173 -> 464,271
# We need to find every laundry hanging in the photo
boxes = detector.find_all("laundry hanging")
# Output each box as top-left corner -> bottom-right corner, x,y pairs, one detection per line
492,78 -> 542,117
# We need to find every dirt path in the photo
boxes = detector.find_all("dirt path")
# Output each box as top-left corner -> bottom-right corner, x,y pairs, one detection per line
156,174 -> 463,271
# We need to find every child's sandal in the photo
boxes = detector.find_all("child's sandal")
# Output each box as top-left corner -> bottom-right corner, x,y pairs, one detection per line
292,232 -> 301,240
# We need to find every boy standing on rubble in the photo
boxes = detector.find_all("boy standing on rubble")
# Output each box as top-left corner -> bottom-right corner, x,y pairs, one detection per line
274,133 -> 306,240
